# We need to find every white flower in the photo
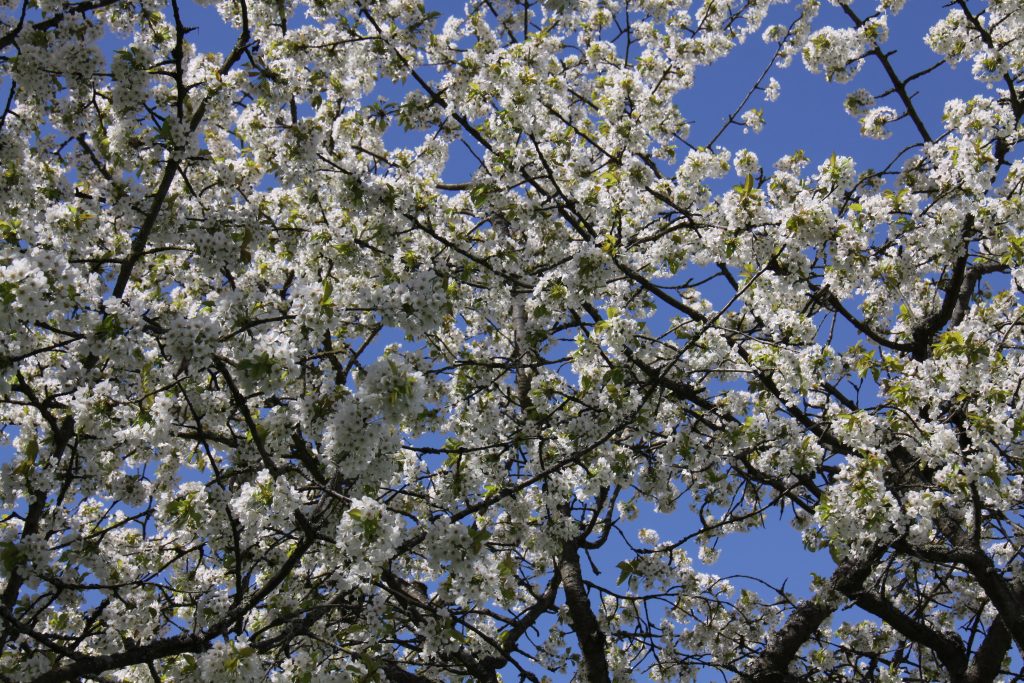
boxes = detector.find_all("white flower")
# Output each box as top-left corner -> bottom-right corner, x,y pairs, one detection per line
734,149 -> 760,176
803,27 -> 867,82
741,107 -> 765,134
638,528 -> 660,545
860,106 -> 899,139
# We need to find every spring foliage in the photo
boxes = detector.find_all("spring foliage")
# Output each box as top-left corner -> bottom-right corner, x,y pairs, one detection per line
1,0 -> 1024,680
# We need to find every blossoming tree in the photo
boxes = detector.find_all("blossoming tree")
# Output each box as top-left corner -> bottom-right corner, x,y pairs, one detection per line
1,0 -> 1023,679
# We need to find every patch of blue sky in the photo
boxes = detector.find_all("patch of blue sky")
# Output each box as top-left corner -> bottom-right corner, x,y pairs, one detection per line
3,1 -> 1013,678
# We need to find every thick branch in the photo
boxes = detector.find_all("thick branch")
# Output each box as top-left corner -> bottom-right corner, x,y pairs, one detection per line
559,546 -> 610,683
961,553 -> 1024,654
852,590 -> 968,676
110,159 -> 178,297
31,634 -> 209,683
0,0 -> 122,51
741,544 -> 886,682
964,618 -> 1011,683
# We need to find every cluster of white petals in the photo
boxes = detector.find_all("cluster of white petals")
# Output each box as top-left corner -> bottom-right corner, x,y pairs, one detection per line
0,0 -> 1022,681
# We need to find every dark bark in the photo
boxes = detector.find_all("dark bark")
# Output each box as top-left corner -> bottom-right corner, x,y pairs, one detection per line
852,590 -> 969,677
741,544 -> 885,682
961,552 -> 1024,655
0,411 -> 74,649
31,634 -> 209,683
560,546 -> 610,683
382,662 -> 434,683
964,618 -> 1011,683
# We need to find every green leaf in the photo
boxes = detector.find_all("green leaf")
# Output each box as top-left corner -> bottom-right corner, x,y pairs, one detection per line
0,218 -> 19,243
615,560 -> 634,585
238,353 -> 275,380
166,493 -> 203,530
320,280 -> 335,312
827,544 -> 842,564
349,508 -> 380,540
470,183 -> 496,207
0,541 -> 24,573
599,170 -> 619,187
603,367 -> 625,385
180,654 -> 198,675
444,627 -> 468,644
95,314 -> 123,340
468,526 -> 491,553
498,555 -> 516,578
157,117 -> 174,142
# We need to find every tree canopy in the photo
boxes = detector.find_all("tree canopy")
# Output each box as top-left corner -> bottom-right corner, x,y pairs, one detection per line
1,0 -> 1023,680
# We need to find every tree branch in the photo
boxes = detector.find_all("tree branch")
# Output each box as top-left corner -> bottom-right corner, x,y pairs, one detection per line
741,544 -> 886,682
560,546 -> 610,683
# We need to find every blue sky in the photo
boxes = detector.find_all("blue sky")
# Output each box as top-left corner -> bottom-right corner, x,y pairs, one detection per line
0,0 -> 1005,680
